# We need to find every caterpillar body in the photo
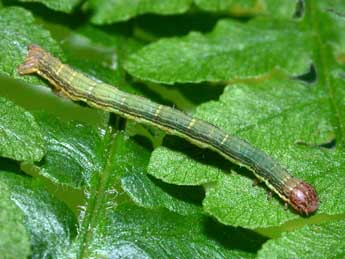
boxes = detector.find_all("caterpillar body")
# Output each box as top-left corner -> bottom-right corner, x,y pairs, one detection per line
18,45 -> 318,215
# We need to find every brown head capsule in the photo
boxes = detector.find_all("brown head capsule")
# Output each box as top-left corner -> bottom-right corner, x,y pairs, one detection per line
288,181 -> 318,215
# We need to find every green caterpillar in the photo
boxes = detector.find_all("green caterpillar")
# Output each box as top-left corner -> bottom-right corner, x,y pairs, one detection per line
18,45 -> 318,215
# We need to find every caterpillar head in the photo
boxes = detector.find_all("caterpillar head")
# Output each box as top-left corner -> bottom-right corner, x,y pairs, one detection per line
289,181 -> 318,215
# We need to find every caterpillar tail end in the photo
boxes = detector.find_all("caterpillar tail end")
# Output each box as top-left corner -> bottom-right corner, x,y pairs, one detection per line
289,181 -> 318,215
17,44 -> 45,75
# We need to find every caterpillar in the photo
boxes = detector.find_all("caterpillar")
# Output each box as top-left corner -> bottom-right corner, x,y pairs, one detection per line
18,45 -> 318,215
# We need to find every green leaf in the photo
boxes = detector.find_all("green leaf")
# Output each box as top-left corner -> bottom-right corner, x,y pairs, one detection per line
0,97 -> 45,161
318,0 -> 345,14
195,0 -> 257,12
258,220 -> 345,258
116,135 -> 202,215
0,179 -> 30,259
124,18 -> 312,84
194,0 -> 298,18
69,204 -> 260,259
87,0 -> 193,24
0,171 -> 77,259
17,0 -> 82,12
33,114 -> 107,188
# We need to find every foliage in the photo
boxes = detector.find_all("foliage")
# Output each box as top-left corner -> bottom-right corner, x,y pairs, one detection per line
0,0 -> 345,258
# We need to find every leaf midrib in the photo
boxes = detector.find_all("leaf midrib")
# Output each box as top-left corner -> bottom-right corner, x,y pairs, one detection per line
77,127 -> 120,259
